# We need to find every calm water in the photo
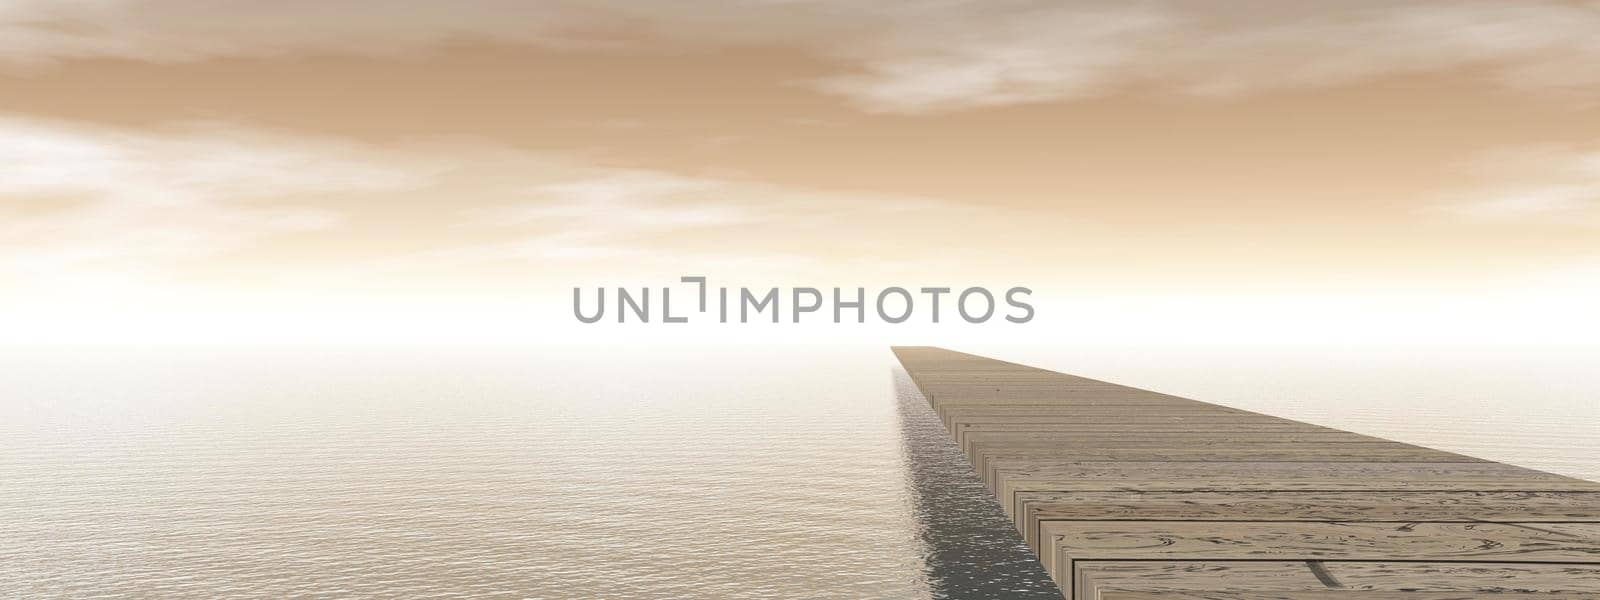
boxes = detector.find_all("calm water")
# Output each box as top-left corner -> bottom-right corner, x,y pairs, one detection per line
0,347 -> 1049,598
2,345 -> 1595,597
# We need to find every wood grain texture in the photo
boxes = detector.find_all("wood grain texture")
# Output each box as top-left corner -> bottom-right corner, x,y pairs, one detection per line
1017,490 -> 1600,551
1074,561 -> 1325,599
891,346 -> 1600,599
1098,593 -> 1600,599
1076,561 -> 1600,598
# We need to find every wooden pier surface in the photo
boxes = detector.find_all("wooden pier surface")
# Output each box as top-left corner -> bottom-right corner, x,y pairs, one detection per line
892,347 -> 1600,599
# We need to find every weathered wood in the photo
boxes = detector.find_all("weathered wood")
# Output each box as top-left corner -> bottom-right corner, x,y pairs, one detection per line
1074,561 -> 1324,599
1043,521 -> 1600,590
1330,561 -> 1600,592
1098,593 -> 1600,599
973,445 -> 1484,490
948,419 -> 1337,431
957,431 -> 1388,457
1017,490 -> 1600,551
1076,561 -> 1600,598
991,461 -> 1593,497
891,346 -> 1600,599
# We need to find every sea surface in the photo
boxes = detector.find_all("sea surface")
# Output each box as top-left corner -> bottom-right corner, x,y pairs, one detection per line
1,345 -> 1595,598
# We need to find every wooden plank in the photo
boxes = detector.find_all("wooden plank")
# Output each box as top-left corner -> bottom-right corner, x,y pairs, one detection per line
947,419 -> 1335,430
974,445 -> 1482,490
997,472 -> 1600,519
1041,521 -> 1600,589
953,425 -> 1350,444
990,461 -> 1593,495
957,431 -> 1384,456
1074,561 -> 1324,599
1017,490 -> 1600,550
1076,561 -> 1600,598
891,347 -> 1600,599
1098,593 -> 1600,599
947,414 -> 1319,431
1331,561 -> 1600,592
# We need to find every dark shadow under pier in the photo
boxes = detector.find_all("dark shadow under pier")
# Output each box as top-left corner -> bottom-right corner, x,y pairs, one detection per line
894,369 -> 1062,600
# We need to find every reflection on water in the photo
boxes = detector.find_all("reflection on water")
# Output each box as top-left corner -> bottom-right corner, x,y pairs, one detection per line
894,370 -> 1062,599
0,348 -> 939,598
1,345 -> 1593,598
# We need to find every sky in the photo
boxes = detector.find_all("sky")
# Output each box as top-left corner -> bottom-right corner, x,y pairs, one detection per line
2,0 -> 1599,347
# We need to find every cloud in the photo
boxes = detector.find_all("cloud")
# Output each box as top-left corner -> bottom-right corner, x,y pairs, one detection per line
1432,146 -> 1600,224
472,172 -> 752,231
817,1 -> 1600,112
380,167 -> 982,278
0,117 -> 424,286
0,1 -> 605,63
815,4 -> 1178,111
0,116 -> 1003,299
4,2 -> 1600,112
1444,186 -> 1597,220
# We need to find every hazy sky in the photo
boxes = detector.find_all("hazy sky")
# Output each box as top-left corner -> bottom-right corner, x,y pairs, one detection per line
3,1 -> 1598,346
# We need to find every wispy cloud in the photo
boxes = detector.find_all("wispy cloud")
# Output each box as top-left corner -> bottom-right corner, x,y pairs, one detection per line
4,2 -> 1599,112
0,116 -> 1001,296
0,1 -> 603,63
816,4 -> 1176,112
1432,146 -> 1600,225
817,1 -> 1600,112
381,167 -> 982,278
470,172 -> 751,231
0,117 -> 424,286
